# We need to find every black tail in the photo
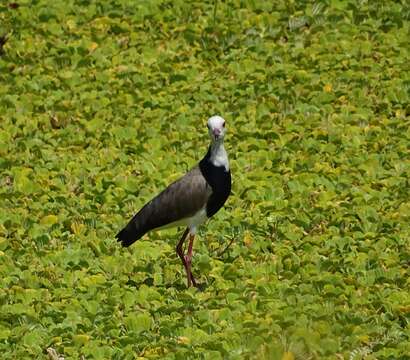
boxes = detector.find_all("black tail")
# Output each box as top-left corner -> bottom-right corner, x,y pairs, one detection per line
117,187 -> 179,247
116,225 -> 136,247
116,218 -> 147,247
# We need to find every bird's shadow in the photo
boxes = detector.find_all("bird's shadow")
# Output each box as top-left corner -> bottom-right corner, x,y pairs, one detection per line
165,276 -> 210,292
126,274 -> 210,292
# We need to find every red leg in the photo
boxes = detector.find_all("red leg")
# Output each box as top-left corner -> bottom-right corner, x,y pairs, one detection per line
176,228 -> 192,287
184,234 -> 197,287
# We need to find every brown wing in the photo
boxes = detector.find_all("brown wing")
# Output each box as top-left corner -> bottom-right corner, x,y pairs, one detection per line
116,166 -> 210,246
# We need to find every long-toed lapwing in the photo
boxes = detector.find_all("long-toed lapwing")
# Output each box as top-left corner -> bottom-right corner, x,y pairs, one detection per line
116,116 -> 231,287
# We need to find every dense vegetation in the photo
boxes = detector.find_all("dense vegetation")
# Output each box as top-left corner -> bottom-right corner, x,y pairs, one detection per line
0,0 -> 409,358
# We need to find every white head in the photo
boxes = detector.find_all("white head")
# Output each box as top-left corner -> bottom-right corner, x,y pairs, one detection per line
207,115 -> 226,142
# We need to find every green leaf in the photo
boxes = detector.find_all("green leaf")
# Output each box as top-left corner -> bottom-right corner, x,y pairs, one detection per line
40,215 -> 59,226
124,312 -> 152,334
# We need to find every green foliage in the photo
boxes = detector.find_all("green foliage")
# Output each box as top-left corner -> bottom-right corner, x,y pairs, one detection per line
0,0 -> 409,358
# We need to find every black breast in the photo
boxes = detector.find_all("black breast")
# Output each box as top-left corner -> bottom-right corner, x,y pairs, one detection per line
199,154 -> 231,218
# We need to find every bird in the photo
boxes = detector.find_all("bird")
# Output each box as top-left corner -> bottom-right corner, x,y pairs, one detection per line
116,115 -> 231,287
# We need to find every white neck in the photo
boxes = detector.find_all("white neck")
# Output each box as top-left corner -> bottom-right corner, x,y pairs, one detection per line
209,140 -> 229,171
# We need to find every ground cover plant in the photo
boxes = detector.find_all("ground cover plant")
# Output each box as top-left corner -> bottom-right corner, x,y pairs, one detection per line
0,0 -> 409,359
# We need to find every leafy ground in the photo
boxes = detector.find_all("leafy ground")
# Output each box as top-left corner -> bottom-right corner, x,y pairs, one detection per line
1,0 -> 409,359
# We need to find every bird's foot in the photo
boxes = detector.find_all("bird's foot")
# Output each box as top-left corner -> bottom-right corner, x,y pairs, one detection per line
184,255 -> 199,288
191,275 -> 198,288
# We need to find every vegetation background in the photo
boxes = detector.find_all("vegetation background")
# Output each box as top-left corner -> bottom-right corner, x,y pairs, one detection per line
0,0 -> 409,359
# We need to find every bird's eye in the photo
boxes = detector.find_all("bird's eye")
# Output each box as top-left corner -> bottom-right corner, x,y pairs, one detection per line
222,122 -> 225,128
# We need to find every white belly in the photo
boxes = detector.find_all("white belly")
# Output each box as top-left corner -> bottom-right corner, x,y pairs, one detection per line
156,207 -> 208,234
185,208 -> 208,234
